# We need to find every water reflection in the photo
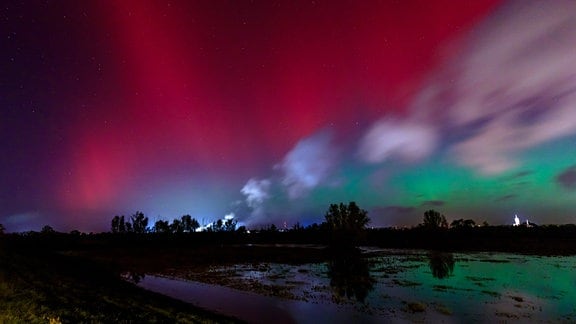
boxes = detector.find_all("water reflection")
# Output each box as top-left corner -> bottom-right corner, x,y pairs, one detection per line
427,252 -> 455,279
326,249 -> 375,302
134,250 -> 576,322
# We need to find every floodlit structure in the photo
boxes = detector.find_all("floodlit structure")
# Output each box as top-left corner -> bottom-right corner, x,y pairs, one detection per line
513,214 -> 536,228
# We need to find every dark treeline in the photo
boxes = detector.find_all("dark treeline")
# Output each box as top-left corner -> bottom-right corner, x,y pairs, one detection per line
365,224 -> 576,254
3,206 -> 576,255
110,211 -> 239,234
5,224 -> 576,256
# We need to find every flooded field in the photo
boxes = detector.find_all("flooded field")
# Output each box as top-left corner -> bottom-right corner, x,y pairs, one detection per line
135,249 -> 576,323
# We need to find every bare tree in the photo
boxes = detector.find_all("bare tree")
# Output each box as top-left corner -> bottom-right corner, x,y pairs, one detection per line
131,211 -> 149,234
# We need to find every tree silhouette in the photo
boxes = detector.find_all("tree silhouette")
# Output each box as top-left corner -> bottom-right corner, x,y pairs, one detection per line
181,215 -> 193,233
213,219 -> 224,232
170,219 -> 183,233
224,218 -> 237,232
292,222 -> 303,231
41,225 -> 55,234
324,201 -> 370,247
119,216 -> 126,233
450,218 -> 476,228
264,224 -> 278,232
111,215 -> 120,233
422,210 -> 448,229
450,219 -> 463,228
0,223 -> 5,235
130,211 -> 149,233
190,218 -> 200,232
153,220 -> 170,233
464,219 -> 476,227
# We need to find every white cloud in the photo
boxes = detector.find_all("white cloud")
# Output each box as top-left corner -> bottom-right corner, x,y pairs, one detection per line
452,96 -> 576,174
279,131 -> 338,199
408,0 -> 576,175
241,178 -> 271,208
358,118 -> 437,164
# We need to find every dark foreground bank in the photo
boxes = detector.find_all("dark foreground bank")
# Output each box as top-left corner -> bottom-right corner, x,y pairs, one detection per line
0,243 -> 240,323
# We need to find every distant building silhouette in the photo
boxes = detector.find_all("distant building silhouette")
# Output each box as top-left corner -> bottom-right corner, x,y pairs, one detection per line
513,214 -> 537,227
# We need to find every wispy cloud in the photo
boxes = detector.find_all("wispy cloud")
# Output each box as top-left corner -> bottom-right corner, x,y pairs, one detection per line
240,178 -> 272,225
241,178 -> 271,208
423,0 -> 576,175
358,118 -> 437,164
279,131 -> 339,199
240,130 -> 340,225
361,0 -> 576,176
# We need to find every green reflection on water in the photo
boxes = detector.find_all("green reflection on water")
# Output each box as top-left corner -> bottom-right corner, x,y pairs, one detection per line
382,251 -> 576,320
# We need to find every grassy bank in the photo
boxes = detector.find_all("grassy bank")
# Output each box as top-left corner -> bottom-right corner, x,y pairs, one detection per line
0,242 -> 238,323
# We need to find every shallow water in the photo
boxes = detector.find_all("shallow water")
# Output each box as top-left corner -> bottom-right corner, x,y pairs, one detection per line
135,249 -> 576,323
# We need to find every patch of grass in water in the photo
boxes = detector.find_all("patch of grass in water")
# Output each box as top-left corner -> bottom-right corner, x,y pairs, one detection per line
311,285 -> 328,292
495,311 -> 519,319
478,259 -> 510,263
466,276 -> 495,282
392,279 -> 422,287
373,266 -> 400,275
481,290 -> 501,297
510,295 -> 524,302
405,302 -> 427,313
267,274 -> 287,280
433,284 -> 475,293
433,303 -> 452,315
433,284 -> 453,291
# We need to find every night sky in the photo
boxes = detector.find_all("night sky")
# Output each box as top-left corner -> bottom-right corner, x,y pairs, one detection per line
2,0 -> 576,232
